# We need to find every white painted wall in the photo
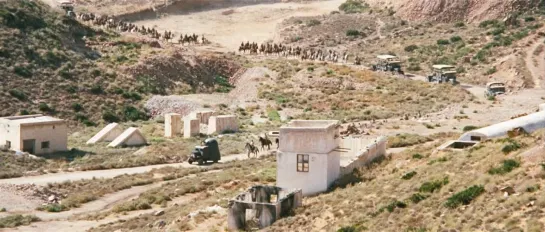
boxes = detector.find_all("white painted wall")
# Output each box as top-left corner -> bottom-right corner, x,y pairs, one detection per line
19,123 -> 68,154
340,136 -> 388,176
0,123 -> 20,150
165,113 -> 182,137
277,152 -> 337,196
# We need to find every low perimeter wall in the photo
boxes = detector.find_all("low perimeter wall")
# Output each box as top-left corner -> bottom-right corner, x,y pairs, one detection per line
340,136 -> 388,176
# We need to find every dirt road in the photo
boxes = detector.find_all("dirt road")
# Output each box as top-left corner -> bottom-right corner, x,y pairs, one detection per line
134,0 -> 344,51
0,153 -> 249,186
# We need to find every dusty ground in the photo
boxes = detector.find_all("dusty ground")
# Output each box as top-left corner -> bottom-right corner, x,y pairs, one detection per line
134,0 -> 345,51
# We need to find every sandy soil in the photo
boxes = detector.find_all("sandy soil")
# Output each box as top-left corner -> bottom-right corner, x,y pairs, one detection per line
134,0 -> 345,51
0,153 -> 248,186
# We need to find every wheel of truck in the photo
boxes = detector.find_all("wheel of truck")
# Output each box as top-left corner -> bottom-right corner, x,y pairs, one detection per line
188,160 -> 193,164
198,159 -> 204,165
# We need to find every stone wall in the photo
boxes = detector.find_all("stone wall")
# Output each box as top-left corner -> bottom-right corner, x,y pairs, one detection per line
207,115 -> 238,134
340,136 -> 388,176
164,113 -> 182,137
184,118 -> 200,138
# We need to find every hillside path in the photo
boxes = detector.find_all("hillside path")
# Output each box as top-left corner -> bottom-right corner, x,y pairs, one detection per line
0,153 -> 248,186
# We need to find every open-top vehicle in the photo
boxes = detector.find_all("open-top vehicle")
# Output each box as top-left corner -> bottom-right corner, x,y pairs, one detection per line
485,82 -> 506,98
372,55 -> 403,73
428,65 -> 457,84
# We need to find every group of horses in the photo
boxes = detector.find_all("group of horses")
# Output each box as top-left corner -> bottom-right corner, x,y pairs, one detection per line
245,135 -> 278,158
238,41 -> 353,63
75,12 -> 208,45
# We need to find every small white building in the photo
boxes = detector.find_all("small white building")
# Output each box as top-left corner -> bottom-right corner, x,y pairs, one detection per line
277,120 -> 340,196
0,114 -> 68,155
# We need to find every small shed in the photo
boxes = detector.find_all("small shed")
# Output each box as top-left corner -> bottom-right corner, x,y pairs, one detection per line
108,127 -> 147,147
86,123 -> 123,144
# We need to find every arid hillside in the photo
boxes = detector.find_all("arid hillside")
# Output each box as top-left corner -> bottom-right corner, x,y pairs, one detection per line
366,0 -> 543,22
0,0 -> 239,126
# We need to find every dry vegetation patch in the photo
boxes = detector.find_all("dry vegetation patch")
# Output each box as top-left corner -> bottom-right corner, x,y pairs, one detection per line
267,133 -> 545,231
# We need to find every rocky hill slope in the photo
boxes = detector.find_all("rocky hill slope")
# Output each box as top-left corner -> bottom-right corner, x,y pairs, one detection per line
366,0 -> 543,22
0,0 -> 239,126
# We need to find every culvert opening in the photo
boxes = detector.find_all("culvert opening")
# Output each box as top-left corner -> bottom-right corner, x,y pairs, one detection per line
447,141 -> 479,149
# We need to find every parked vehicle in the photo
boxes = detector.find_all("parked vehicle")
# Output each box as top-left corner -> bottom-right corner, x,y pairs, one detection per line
372,55 -> 402,73
188,138 -> 221,165
428,65 -> 457,84
58,1 -> 75,18
484,82 -> 506,98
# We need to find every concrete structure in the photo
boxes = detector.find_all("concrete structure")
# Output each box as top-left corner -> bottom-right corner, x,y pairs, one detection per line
227,186 -> 302,230
164,113 -> 182,138
458,110 -> 545,142
189,109 -> 216,125
339,136 -> 388,176
0,115 -> 67,155
277,120 -> 340,196
207,115 -> 238,135
108,127 -> 147,147
184,118 -> 200,138
86,123 -> 123,144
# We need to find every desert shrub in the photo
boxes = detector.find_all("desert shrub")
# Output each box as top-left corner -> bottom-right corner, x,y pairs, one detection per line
437,39 -> 450,45
479,20 -> 500,28
9,89 -> 27,100
71,103 -> 83,112
122,106 -> 148,121
513,29 -> 530,40
473,49 -> 489,62
454,22 -> 465,27
214,76 -> 234,93
102,111 -> 119,123
0,215 -> 40,228
122,92 -> 142,101
384,200 -> 407,212
89,85 -> 103,94
484,67 -> 497,75
40,203 -> 66,212
389,134 -> 432,148
409,193 -> 428,204
456,66 -> 466,73
525,16 -> 536,22
501,140 -> 522,154
404,45 -> 419,52
346,29 -> 361,36
401,171 -> 417,180
306,19 -> 321,27
14,66 -> 32,77
337,225 -> 367,232
488,159 -> 520,175
419,177 -> 449,193
267,109 -> 281,122
445,185 -> 484,208
489,27 -> 505,36
462,125 -> 479,132
450,36 -> 463,43
38,103 -> 51,112
412,153 -> 424,159
338,0 -> 368,14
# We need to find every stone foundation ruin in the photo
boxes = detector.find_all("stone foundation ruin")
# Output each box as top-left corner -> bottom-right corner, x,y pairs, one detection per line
227,185 -> 302,230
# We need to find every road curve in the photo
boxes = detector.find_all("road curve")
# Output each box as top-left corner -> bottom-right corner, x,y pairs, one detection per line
0,153 -> 249,186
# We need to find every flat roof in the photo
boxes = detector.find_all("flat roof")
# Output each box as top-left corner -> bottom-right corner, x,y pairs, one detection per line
377,55 -> 398,59
282,120 -> 339,129
433,65 -> 455,69
0,114 -> 65,125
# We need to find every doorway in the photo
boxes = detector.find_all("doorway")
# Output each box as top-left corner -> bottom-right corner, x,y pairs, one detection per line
22,139 -> 35,154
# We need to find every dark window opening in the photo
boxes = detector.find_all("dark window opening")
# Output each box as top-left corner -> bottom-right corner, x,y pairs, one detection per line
41,141 -> 50,149
297,154 -> 309,172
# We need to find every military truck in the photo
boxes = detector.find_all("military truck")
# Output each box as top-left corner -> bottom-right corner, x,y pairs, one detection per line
188,138 -> 221,165
427,65 -> 457,84
484,82 -> 506,98
58,1 -> 76,18
372,55 -> 402,73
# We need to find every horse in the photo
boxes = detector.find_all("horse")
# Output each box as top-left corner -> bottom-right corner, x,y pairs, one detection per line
259,136 -> 272,150
245,142 -> 259,158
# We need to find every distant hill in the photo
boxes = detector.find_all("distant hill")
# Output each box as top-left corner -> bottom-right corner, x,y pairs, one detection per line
365,0 -> 543,22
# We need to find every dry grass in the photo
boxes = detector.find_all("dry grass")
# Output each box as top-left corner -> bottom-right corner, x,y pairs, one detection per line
0,215 -> 40,228
266,133 -> 545,231
86,156 -> 277,231
256,59 -> 471,122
